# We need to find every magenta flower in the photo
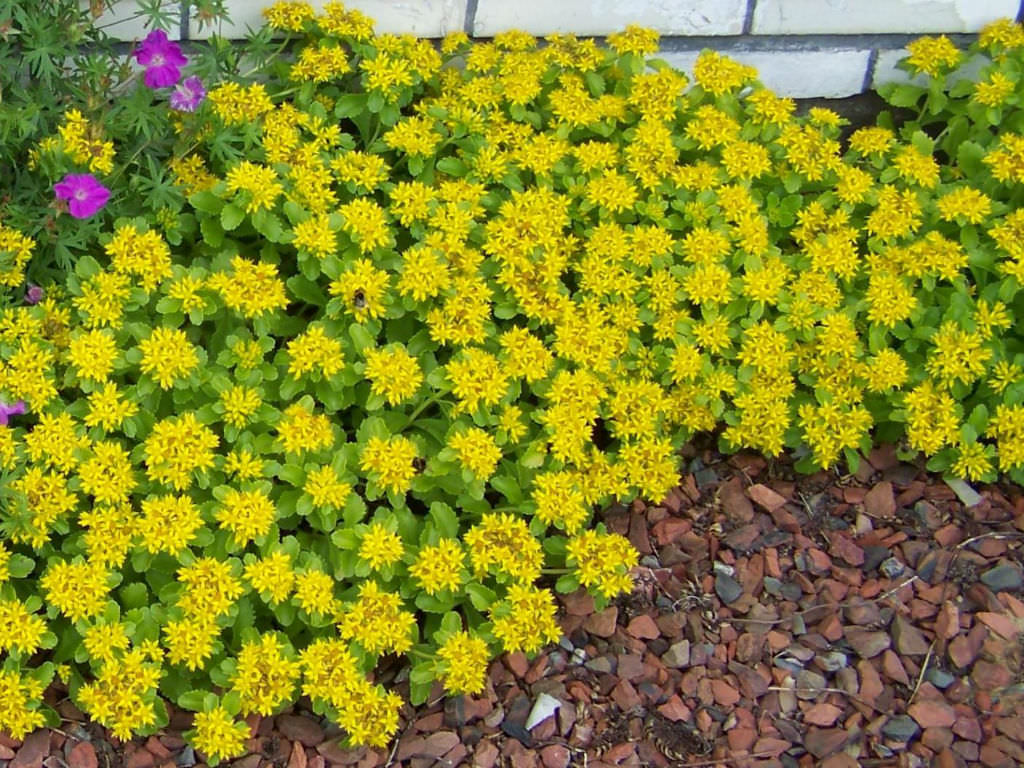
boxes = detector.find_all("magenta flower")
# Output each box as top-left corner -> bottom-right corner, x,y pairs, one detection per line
0,400 -> 26,426
25,285 -> 43,305
135,29 -> 188,88
170,76 -> 206,112
54,174 -> 111,219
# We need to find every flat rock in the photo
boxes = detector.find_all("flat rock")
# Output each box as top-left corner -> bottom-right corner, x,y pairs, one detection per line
803,702 -> 844,727
626,614 -> 659,639
864,482 -> 896,519
982,563 -> 1023,593
804,728 -> 848,758
747,484 -> 787,512
908,701 -> 957,729
893,615 -> 932,655
662,640 -> 690,669
715,573 -> 743,604
276,715 -> 325,748
68,742 -> 98,768
844,627 -> 890,659
583,607 -> 618,638
882,715 -> 920,742
11,732 -> 49,768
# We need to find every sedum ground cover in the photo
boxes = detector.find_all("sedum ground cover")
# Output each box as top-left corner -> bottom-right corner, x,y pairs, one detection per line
2,0 -> 1024,759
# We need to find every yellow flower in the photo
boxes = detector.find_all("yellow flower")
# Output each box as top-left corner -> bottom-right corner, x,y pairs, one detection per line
191,706 -> 249,764
216,487 -> 277,545
304,465 -> 351,508
220,385 -> 262,428
448,427 -> 502,480
231,634 -> 301,716
338,581 -> 415,655
464,513 -> 543,583
358,523 -> 404,570
245,551 -> 295,604
566,531 -> 637,598
409,539 -> 464,595
138,327 -> 199,389
278,402 -> 334,454
41,559 -> 109,622
139,494 -> 204,555
360,435 -> 418,494
491,584 -> 561,653
294,569 -> 338,617
364,344 -> 422,404
438,631 -> 489,694
905,35 -> 962,77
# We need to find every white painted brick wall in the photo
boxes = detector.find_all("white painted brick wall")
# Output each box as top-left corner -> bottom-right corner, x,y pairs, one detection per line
190,0 -> 465,39
662,47 -> 872,99
88,0 -> 1022,98
753,0 -> 1018,35
472,0 -> 746,37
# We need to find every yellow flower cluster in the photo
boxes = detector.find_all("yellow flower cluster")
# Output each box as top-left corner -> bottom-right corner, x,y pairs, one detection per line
9,0 -> 1024,753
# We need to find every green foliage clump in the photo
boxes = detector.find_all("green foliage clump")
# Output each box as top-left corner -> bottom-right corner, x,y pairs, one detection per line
3,0 -> 1024,757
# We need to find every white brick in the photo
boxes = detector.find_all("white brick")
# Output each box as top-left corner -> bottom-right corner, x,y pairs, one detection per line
84,0 -> 180,41
472,0 -> 746,37
660,48 -> 871,99
191,0 -> 466,39
752,0 -> 1018,35
871,46 -> 988,88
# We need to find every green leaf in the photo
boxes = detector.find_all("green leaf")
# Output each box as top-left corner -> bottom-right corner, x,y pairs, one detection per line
429,502 -> 459,539
957,141 -> 985,177
465,583 -> 497,611
190,190 -> 225,215
221,203 -> 245,231
177,690 -> 210,711
7,554 -> 35,579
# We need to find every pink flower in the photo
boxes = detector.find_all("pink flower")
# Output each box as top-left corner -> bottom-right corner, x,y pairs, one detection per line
0,400 -> 26,426
170,76 -> 206,112
54,174 -> 111,219
25,285 -> 44,305
135,29 -> 188,88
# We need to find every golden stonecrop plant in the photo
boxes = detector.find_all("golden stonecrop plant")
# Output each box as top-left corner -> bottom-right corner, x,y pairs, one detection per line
3,0 -> 1024,756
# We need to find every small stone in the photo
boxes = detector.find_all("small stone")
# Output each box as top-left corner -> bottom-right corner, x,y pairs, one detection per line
928,669 -> 956,689
11,732 -> 49,768
715,573 -> 743,604
539,745 -> 570,768
68,743 -> 98,768
882,650 -> 911,686
880,557 -> 905,579
795,669 -> 827,699
949,624 -> 987,668
474,741 -> 499,768
710,679 -> 740,707
863,546 -> 890,573
882,715 -> 920,742
893,616 -> 932,655
583,607 -> 618,638
286,742 -> 306,768
804,703 -> 844,727
626,614 -> 659,639
976,611 -> 1019,640
972,660 -> 1013,689
908,701 -> 956,729
816,651 -> 848,672
864,482 -> 896,519
747,484 -> 787,512
804,728 -> 848,758
981,563 -> 1023,593
584,656 -> 613,674
662,640 -> 690,669
844,627 -> 891,659
276,715 -> 325,748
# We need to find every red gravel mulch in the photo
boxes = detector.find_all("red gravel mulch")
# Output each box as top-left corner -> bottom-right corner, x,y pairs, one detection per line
9,442 -> 1024,768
